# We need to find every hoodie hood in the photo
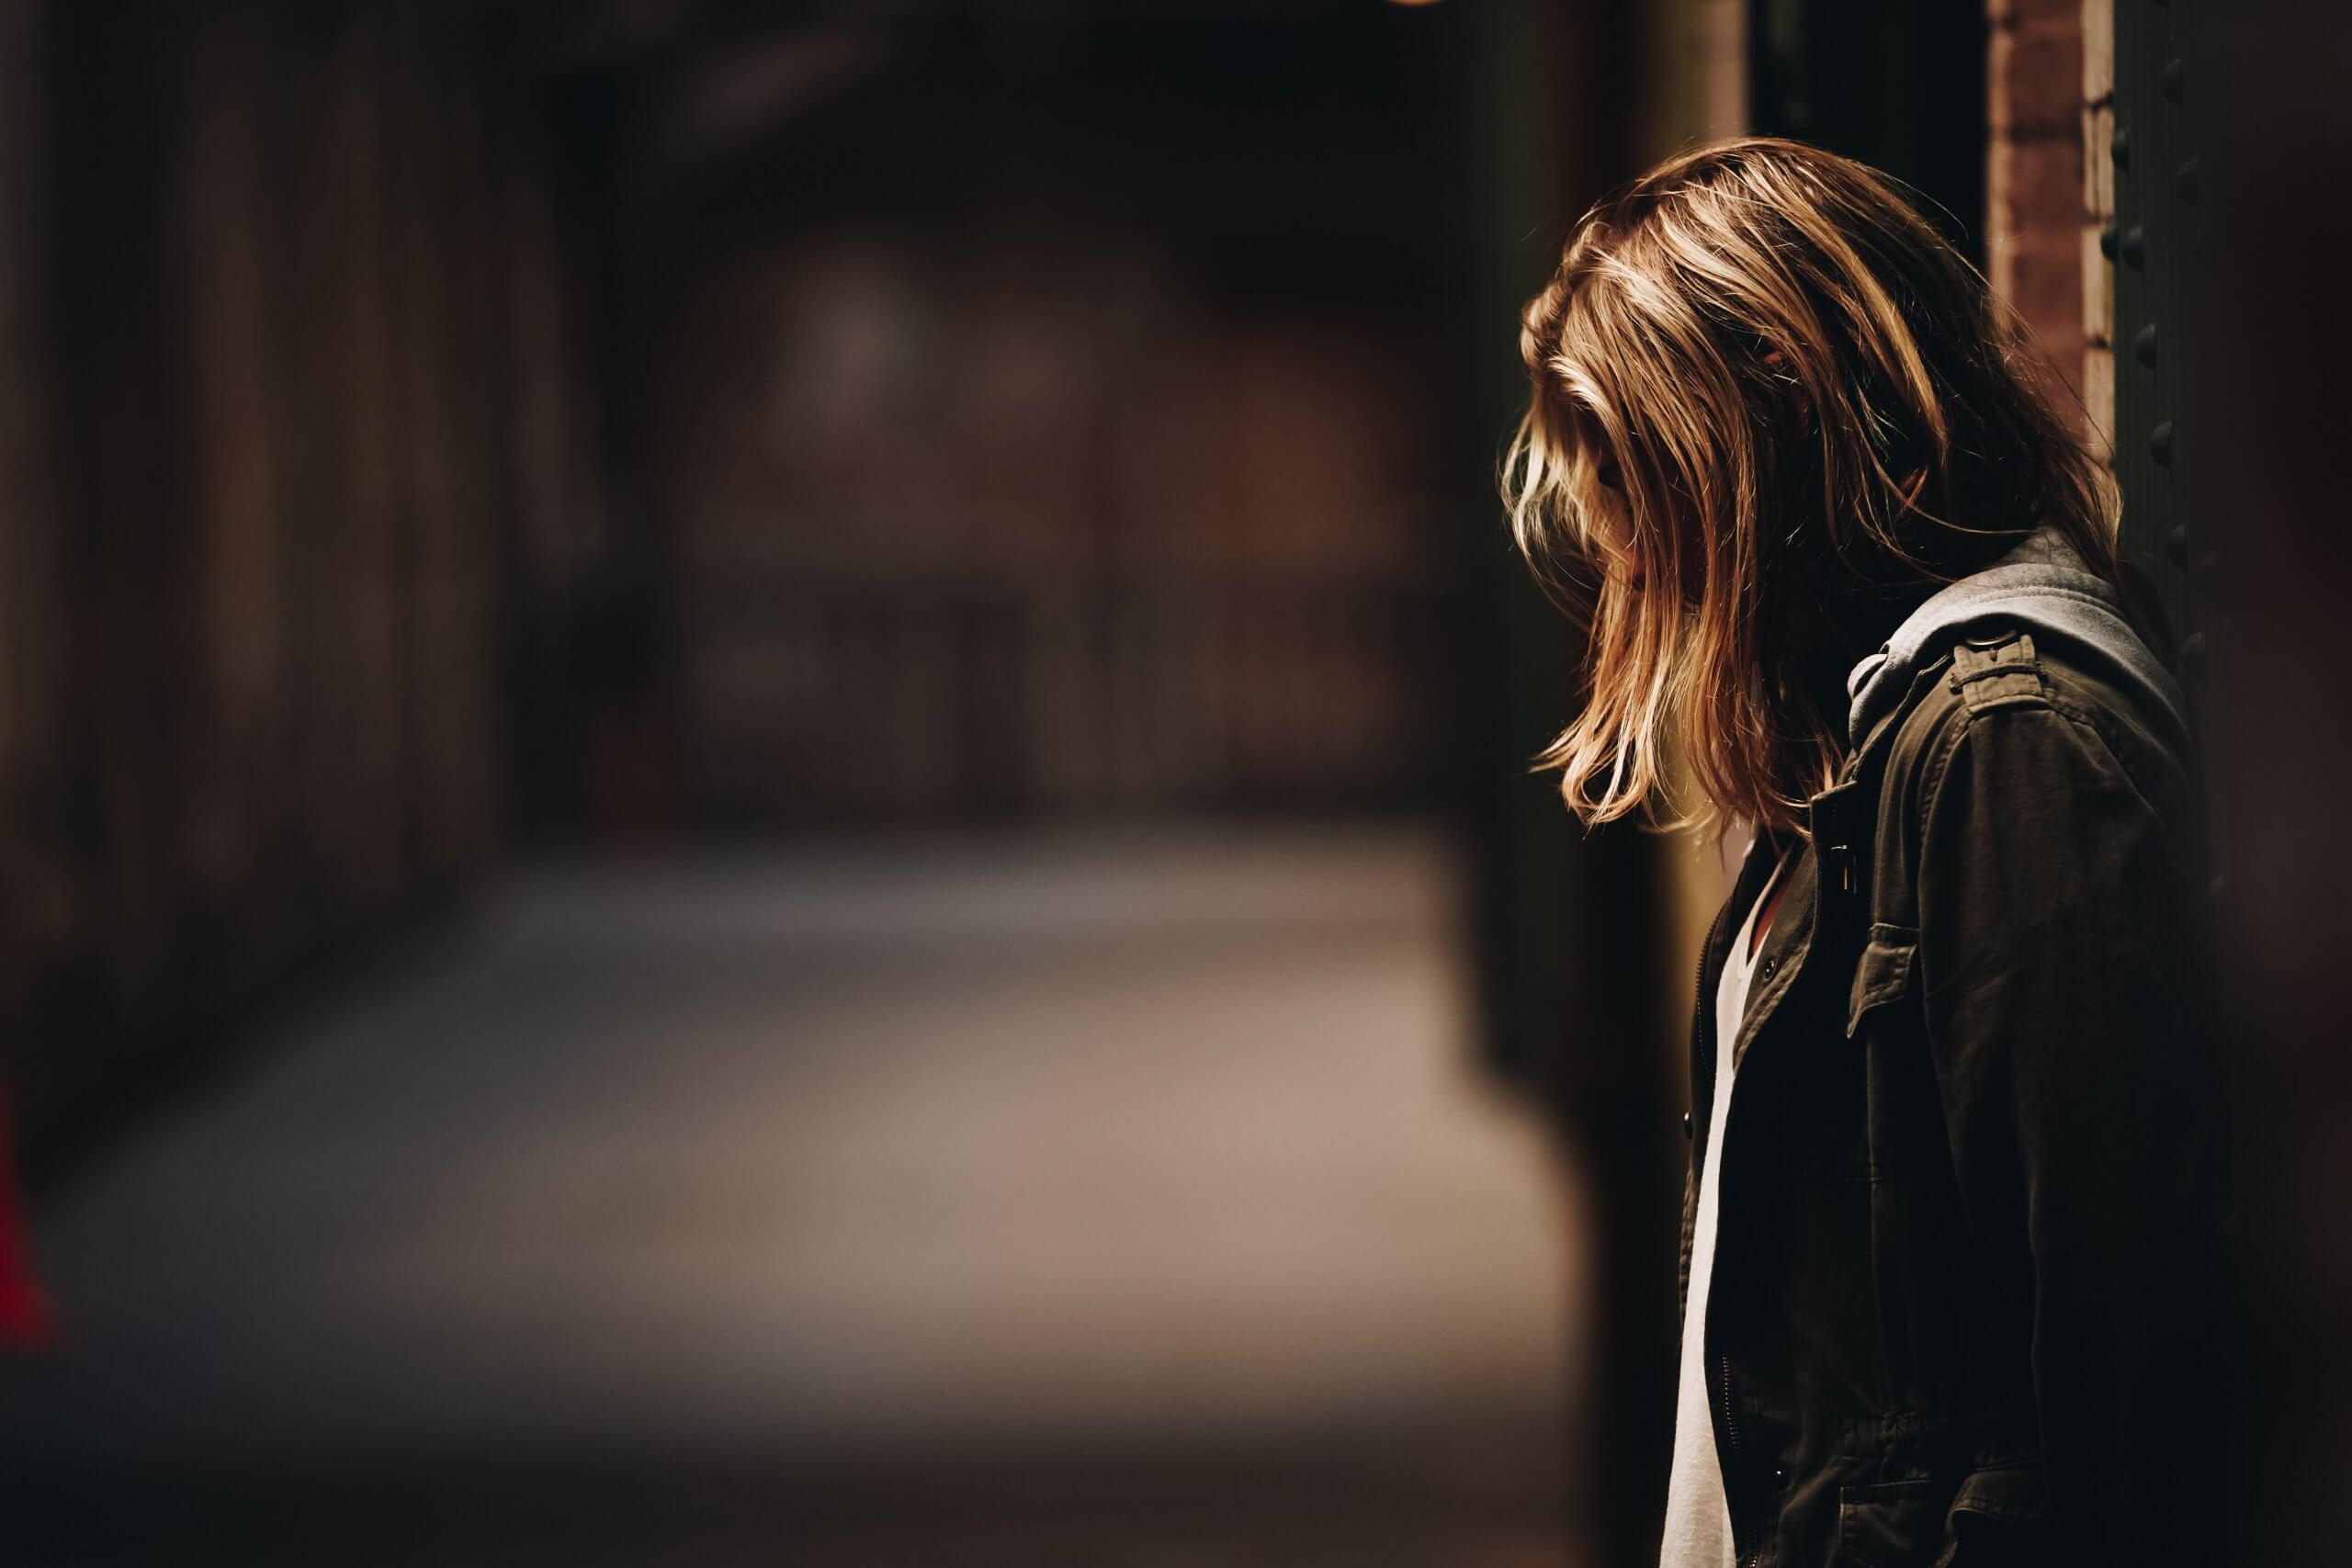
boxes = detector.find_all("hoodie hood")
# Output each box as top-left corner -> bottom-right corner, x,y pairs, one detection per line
1844,527 -> 2188,750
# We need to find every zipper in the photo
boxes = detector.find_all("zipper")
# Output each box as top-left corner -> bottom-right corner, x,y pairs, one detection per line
1717,1350 -> 1758,1567
1716,1350 -> 1743,1462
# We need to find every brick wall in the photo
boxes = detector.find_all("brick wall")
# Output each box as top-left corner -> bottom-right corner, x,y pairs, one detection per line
1985,0 -> 2116,453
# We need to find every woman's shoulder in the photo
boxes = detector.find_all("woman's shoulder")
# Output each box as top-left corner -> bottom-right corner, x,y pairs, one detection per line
1877,624 -> 2201,840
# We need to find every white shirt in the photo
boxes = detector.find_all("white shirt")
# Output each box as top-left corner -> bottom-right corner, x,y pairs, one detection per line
1659,848 -> 1789,1568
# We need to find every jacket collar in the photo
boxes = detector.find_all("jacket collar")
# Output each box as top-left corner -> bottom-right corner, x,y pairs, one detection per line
1721,667 -> 1923,1072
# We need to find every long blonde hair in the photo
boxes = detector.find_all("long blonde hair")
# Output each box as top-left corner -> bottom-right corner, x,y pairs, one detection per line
1505,137 -> 2117,837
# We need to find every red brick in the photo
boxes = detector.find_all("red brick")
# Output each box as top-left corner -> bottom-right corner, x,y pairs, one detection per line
1991,24 -> 2086,139
2007,243 -> 2086,359
1990,0 -> 2085,33
1995,135 -> 2086,231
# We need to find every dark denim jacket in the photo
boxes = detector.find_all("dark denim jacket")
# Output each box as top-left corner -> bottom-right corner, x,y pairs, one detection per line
1679,626 -> 2230,1567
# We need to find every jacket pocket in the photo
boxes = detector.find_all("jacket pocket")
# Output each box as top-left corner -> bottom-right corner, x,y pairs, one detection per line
1836,1476 -> 1942,1568
1845,927 -> 1917,1038
1931,1461 -> 2052,1567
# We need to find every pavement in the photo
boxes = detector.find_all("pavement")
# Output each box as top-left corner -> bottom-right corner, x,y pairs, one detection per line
0,827 -> 1586,1565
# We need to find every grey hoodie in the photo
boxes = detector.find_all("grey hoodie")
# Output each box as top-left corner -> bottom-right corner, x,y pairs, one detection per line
1842,527 -> 2189,751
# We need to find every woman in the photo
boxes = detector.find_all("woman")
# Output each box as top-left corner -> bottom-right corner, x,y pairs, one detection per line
1506,139 -> 2228,1566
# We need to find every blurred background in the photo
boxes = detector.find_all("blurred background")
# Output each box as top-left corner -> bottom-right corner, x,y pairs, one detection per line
0,1 -> 2346,1563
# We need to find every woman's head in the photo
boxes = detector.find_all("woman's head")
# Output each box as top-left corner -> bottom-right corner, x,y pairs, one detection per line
1506,136 -> 2116,836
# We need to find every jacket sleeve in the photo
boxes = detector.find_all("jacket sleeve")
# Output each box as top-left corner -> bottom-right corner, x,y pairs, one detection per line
1912,699 -> 2222,1562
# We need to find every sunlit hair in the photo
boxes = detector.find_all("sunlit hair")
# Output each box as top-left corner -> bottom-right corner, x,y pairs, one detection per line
1506,137 -> 2118,838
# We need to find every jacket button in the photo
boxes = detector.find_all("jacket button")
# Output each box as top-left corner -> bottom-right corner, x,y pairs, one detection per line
1759,955 -> 1779,980
1773,1467 -> 1788,1488
1681,1111 -> 1693,1141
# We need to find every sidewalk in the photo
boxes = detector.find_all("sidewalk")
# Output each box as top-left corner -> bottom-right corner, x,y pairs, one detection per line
0,828 -> 1584,1564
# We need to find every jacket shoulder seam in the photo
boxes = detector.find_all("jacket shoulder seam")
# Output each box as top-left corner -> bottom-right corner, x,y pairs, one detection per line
1910,692 -> 1973,846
